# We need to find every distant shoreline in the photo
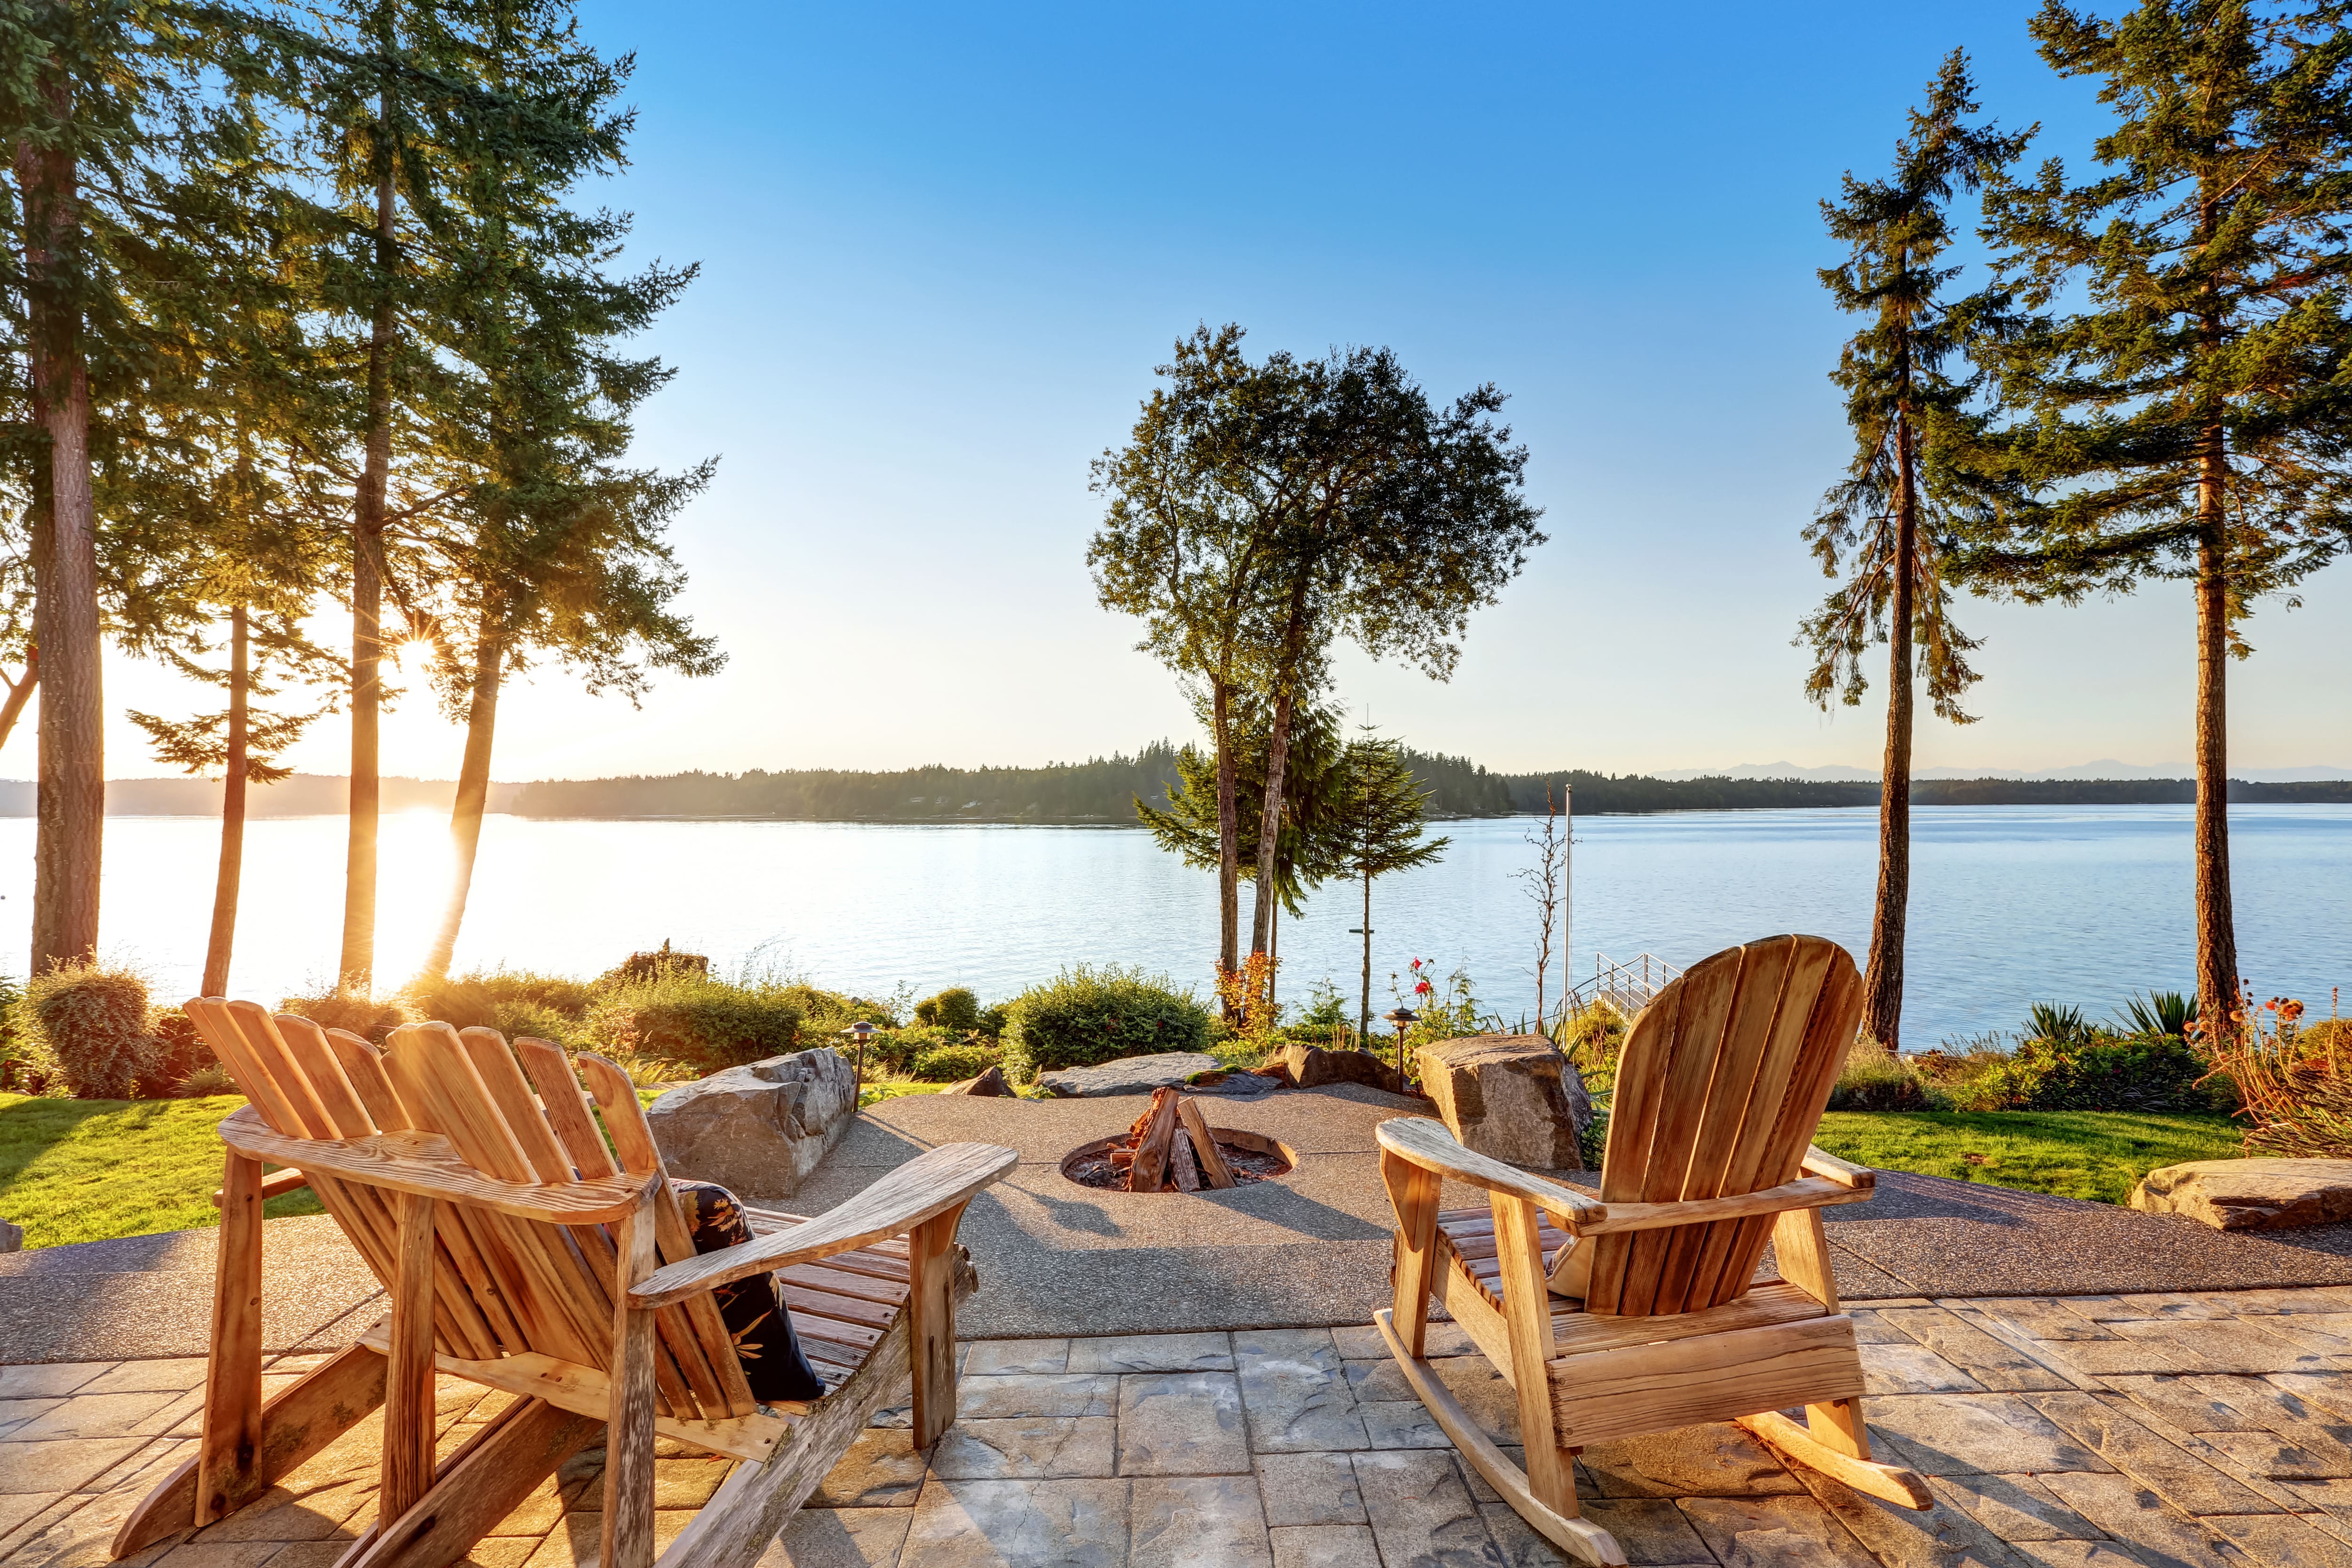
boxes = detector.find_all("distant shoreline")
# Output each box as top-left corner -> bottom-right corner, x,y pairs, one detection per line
4,769 -> 2346,822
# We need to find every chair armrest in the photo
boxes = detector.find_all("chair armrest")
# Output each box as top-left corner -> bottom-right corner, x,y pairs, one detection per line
1375,1117 -> 1607,1234
1578,1174 -> 1874,1235
1802,1145 -> 1874,1190
629,1142 -> 1017,1310
213,1167 -> 309,1207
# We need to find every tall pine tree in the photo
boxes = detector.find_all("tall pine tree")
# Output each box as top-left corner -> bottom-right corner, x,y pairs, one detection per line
1802,49 -> 2025,1050
1966,0 -> 2352,1016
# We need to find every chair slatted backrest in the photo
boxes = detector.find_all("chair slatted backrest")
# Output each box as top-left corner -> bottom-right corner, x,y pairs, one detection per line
1582,935 -> 1864,1318
185,1000 -> 761,1423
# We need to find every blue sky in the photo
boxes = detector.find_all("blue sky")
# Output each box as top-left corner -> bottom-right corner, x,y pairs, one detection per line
95,0 -> 2352,779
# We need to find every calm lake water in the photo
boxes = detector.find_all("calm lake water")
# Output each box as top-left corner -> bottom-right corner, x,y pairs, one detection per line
0,804 -> 2345,1046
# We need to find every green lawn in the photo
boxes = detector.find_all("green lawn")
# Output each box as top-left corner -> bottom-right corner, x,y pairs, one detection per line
0,1093 -> 325,1249
0,1094 -> 2252,1249
1812,1110 -> 2245,1205
0,1084 -> 674,1250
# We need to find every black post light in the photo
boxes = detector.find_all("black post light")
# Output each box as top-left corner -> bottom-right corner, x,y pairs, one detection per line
843,1020 -> 877,1109
1384,1006 -> 1417,1085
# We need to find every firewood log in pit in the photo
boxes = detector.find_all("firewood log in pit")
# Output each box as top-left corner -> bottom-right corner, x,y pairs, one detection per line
1061,1087 -> 1296,1192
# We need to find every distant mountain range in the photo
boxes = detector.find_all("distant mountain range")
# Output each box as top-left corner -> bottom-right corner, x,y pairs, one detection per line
1653,759 -> 2352,783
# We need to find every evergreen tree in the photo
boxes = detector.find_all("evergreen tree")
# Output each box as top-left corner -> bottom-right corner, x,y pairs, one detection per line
1327,732 -> 1447,1041
1802,50 -> 2025,1050
0,0 -> 279,969
298,0 -> 625,990
409,24 -> 717,978
1965,0 -> 2352,1015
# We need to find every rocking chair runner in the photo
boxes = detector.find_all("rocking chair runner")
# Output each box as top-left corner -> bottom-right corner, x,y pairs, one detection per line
1375,934 -> 1929,1568
112,1000 -> 1016,1568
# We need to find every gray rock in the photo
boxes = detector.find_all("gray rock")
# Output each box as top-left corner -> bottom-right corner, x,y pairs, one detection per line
1415,1034 -> 1589,1171
2130,1158 -> 2352,1230
0,1218 -> 20,1253
946,1065 -> 1017,1096
1035,1052 -> 1227,1098
1282,1044 -> 1405,1094
643,1046 -> 856,1197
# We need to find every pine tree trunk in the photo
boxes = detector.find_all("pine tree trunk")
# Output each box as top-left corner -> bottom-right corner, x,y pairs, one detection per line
16,77 -> 103,974
0,648 -> 40,754
1860,414 -> 1917,1051
341,105 -> 397,992
421,621 -> 504,978
1212,679 -> 1240,1008
204,606 -> 250,996
2193,417 -> 2238,1022
1359,867 -> 1373,1044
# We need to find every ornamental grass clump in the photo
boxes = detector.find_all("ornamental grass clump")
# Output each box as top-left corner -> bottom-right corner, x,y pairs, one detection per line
1828,1043 -> 1948,1111
1002,964 -> 1213,1080
14,963 -> 157,1099
2197,989 -> 2352,1157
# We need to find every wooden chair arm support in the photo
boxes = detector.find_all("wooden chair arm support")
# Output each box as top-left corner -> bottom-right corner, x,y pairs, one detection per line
1576,1174 -> 1874,1236
1801,1145 -> 1874,1189
1373,1117 -> 1607,1234
630,1142 -> 1016,1310
212,1167 -> 308,1208
217,1106 -> 661,1224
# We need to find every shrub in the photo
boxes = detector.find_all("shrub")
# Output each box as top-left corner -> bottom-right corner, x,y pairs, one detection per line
407,970 -> 594,1029
777,983 -> 895,1036
2116,989 -> 2195,1038
492,1000 -> 583,1046
280,988 -> 411,1043
914,987 -> 981,1034
1959,1032 -> 2229,1113
179,1062 -> 238,1097
1827,1045 -> 1947,1112
911,1040 -> 1002,1082
1002,964 -> 1214,1078
977,1002 -> 1010,1038
601,940 -> 710,985
143,1007 -> 217,1098
16,963 -> 156,1098
1558,1000 -> 1627,1068
582,969 -> 803,1076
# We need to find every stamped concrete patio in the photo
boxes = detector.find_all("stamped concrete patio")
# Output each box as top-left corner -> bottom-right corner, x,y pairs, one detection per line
20,1088 -> 2352,1565
20,1288 -> 2352,1565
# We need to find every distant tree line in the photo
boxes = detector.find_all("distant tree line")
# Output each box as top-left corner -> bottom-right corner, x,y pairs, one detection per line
502,751 -> 2352,822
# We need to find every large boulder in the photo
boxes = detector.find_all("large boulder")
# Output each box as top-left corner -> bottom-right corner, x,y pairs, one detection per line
1035,1052 -> 1227,1098
1283,1043 -> 1407,1095
945,1065 -> 1017,1097
1417,1034 -> 1590,1172
2129,1158 -> 2352,1230
644,1047 -> 857,1197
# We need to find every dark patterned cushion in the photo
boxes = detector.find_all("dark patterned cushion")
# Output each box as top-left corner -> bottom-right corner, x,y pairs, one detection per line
670,1179 -> 827,1404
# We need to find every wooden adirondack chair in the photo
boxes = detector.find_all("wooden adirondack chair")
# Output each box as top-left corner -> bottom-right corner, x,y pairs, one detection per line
112,1001 -> 1015,1568
1375,934 -> 1930,1568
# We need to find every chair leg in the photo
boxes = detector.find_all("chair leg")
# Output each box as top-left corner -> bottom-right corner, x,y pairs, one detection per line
197,1151 -> 266,1526
1491,1195 -> 1577,1521
1382,1152 -> 1440,1359
1806,1396 -> 1870,1459
381,1194 -> 439,1526
908,1202 -> 969,1450
604,1200 -> 662,1568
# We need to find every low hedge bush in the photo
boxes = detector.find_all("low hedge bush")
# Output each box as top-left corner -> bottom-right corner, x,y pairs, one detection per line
1003,964 -> 1213,1079
13,964 -> 157,1099
279,988 -> 411,1043
584,970 -> 804,1077
914,987 -> 982,1034
1828,1047 -> 1946,1111
911,1041 -> 1002,1082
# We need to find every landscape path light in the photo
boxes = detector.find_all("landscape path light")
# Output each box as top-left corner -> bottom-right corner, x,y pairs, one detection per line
842,1020 -> 877,1111
1385,1006 -> 1417,1087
